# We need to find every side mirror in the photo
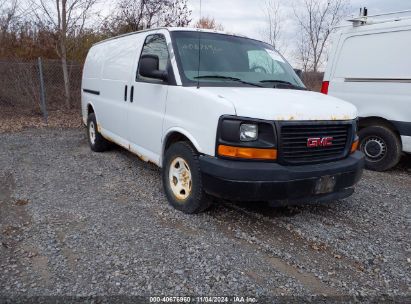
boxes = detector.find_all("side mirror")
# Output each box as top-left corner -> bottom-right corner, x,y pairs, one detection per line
294,68 -> 303,80
139,54 -> 168,81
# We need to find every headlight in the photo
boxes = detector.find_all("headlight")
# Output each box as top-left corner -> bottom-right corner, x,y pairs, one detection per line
216,116 -> 277,161
240,124 -> 258,141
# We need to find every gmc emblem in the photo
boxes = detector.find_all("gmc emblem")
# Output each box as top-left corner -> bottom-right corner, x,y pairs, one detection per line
307,137 -> 333,148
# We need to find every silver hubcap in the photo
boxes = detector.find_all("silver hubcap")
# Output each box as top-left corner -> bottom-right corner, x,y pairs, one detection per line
89,121 -> 96,145
361,137 -> 386,162
169,157 -> 192,201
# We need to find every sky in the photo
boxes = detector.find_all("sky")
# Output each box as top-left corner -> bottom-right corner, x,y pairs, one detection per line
187,0 -> 411,40
95,0 -> 410,69
184,0 -> 410,67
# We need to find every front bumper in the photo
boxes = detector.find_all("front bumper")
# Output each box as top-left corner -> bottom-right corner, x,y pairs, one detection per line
199,151 -> 364,204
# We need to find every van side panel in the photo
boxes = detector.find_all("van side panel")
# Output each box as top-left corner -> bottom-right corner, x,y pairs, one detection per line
333,31 -> 411,79
327,25 -> 411,153
98,35 -> 141,141
329,82 -> 410,122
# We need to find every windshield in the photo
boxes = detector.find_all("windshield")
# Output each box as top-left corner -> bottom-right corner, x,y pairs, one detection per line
171,31 -> 305,89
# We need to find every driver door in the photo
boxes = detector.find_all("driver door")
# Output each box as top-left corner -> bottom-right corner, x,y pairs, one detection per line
127,33 -> 170,164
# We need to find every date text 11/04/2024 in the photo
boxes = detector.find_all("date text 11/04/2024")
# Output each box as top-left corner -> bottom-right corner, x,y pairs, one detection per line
149,296 -> 258,303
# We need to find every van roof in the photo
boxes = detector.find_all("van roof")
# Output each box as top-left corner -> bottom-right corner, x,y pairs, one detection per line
94,27 -> 249,46
334,16 -> 411,36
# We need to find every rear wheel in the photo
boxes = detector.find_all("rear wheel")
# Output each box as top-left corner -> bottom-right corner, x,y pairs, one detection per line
359,125 -> 401,171
87,113 -> 110,152
162,142 -> 211,214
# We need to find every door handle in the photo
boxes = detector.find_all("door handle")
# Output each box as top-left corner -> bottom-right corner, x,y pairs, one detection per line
130,86 -> 134,103
124,85 -> 128,101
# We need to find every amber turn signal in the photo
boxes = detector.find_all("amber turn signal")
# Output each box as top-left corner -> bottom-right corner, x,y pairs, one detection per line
218,145 -> 277,160
351,139 -> 359,153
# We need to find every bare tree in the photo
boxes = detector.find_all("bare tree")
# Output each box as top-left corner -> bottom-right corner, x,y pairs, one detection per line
0,0 -> 19,33
162,0 -> 191,27
31,0 -> 98,108
293,0 -> 349,72
261,0 -> 283,51
296,31 -> 312,72
105,0 -> 191,35
194,16 -> 223,30
0,0 -> 20,48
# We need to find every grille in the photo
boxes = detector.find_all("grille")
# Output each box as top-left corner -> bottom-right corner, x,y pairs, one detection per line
279,122 -> 352,165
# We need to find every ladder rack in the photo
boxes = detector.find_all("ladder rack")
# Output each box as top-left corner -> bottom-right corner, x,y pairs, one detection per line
347,9 -> 411,27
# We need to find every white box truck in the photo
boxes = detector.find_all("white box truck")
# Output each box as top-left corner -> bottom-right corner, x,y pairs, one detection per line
322,10 -> 411,171
82,28 -> 364,213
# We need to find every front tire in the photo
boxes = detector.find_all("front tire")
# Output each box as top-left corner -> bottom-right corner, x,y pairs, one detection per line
359,125 -> 401,171
87,113 -> 110,152
162,142 -> 211,214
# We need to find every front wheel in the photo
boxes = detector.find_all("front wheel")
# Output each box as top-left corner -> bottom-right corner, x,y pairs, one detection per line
358,125 -> 401,171
162,142 -> 211,214
87,113 -> 110,152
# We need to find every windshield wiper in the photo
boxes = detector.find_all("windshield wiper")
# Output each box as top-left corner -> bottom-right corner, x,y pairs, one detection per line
194,75 -> 263,87
260,79 -> 307,90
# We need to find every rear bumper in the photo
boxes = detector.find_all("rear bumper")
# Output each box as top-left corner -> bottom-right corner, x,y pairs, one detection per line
199,151 -> 364,204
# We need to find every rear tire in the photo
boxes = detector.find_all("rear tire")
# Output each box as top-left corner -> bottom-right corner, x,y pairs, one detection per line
87,113 -> 110,152
162,142 -> 211,214
359,125 -> 401,171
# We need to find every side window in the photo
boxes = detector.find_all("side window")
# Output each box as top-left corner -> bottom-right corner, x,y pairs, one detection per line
137,34 -> 169,81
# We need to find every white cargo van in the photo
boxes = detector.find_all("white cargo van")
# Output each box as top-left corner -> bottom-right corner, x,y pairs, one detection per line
322,11 -> 411,171
82,28 -> 364,213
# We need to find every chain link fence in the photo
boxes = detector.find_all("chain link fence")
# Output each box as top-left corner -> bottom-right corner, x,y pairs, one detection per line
0,58 -> 323,122
0,58 -> 82,119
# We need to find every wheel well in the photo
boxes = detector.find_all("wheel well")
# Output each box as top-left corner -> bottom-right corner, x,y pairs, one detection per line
359,117 -> 400,136
163,132 -> 198,155
87,104 -> 94,116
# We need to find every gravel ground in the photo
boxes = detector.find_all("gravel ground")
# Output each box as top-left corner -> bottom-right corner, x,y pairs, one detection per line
0,128 -> 410,300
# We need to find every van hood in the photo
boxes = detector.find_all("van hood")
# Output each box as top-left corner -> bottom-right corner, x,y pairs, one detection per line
202,87 -> 357,121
